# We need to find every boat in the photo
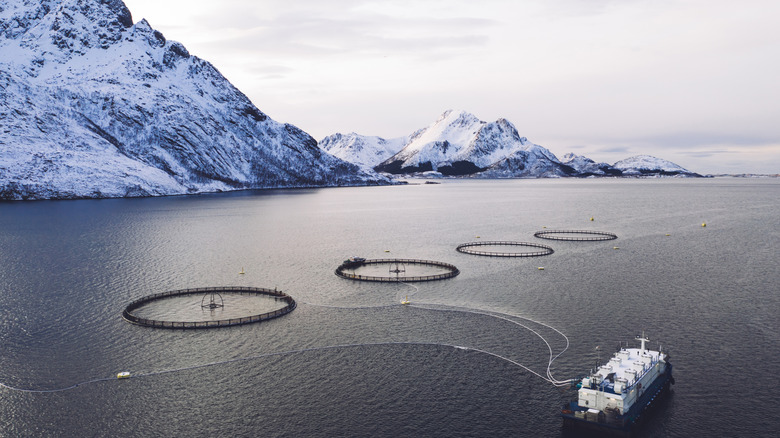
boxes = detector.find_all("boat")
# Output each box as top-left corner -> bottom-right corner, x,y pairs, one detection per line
341,256 -> 366,269
561,333 -> 674,436
117,371 -> 131,379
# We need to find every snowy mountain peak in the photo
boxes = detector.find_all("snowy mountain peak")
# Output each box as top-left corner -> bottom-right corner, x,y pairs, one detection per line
613,155 -> 693,175
319,132 -> 407,171
325,112 -> 702,179
0,0 -> 386,200
562,152 -> 589,163
2,0 -> 133,67
366,110 -> 571,176
560,153 -> 621,176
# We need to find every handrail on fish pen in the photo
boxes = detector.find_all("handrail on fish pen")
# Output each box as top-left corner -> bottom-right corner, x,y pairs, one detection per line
533,230 -> 618,241
335,258 -> 459,282
456,241 -> 554,257
122,286 -> 296,329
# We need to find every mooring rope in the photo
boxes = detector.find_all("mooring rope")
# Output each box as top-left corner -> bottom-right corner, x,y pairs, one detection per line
0,339 -> 568,394
0,377 -> 116,394
405,303 -> 573,387
0,299 -> 575,394
301,299 -> 574,387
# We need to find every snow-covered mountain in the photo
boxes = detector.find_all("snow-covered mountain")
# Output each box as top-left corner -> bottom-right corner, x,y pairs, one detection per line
561,153 -> 622,176
613,155 -> 698,176
323,111 -> 701,178
319,133 -> 407,172
0,0 -> 386,200
371,110 -> 573,176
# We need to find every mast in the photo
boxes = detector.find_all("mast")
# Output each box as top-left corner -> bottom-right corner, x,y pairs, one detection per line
636,332 -> 649,352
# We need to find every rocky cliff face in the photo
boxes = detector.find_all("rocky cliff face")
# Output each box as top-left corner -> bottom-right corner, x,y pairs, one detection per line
0,0 -> 386,200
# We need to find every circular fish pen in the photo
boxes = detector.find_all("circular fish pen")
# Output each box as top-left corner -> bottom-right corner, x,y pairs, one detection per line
335,258 -> 459,282
533,230 -> 618,241
122,286 -> 296,329
456,241 -> 554,257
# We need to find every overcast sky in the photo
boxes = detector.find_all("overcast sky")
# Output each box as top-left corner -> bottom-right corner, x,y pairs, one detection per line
122,0 -> 779,174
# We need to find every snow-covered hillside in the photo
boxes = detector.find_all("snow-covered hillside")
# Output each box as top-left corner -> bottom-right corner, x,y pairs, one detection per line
371,110 -> 573,176
561,153 -> 622,176
323,110 -> 702,178
613,155 -> 697,176
0,0 -> 386,200
319,133 -> 407,172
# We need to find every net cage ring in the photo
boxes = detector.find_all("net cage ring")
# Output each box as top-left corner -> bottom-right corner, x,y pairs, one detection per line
455,241 -> 554,257
122,286 -> 296,329
533,230 -> 618,241
335,258 -> 459,282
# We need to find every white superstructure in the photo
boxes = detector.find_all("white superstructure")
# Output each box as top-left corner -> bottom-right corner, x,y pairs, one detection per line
576,334 -> 670,415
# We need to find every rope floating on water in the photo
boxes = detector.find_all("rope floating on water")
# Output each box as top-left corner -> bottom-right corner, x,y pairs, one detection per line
1,301 -> 574,394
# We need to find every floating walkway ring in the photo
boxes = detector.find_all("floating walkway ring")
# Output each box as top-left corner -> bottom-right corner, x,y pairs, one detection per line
122,286 -> 296,329
456,241 -> 554,257
335,258 -> 459,282
533,230 -> 618,241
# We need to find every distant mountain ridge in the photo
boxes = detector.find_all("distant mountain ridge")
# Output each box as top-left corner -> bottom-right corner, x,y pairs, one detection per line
0,0 -> 386,200
319,133 -> 407,172
321,110 -> 702,178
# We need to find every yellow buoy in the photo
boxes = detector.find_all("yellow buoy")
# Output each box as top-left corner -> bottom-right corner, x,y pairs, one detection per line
590,216 -> 594,221
701,222 -> 706,227
665,233 -> 671,236
239,267 -> 245,275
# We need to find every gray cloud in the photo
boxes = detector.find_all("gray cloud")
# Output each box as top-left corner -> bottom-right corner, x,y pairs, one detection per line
122,0 -> 780,174
191,7 -> 496,58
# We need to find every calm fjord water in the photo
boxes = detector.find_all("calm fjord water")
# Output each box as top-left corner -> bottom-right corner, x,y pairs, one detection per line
0,179 -> 778,437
